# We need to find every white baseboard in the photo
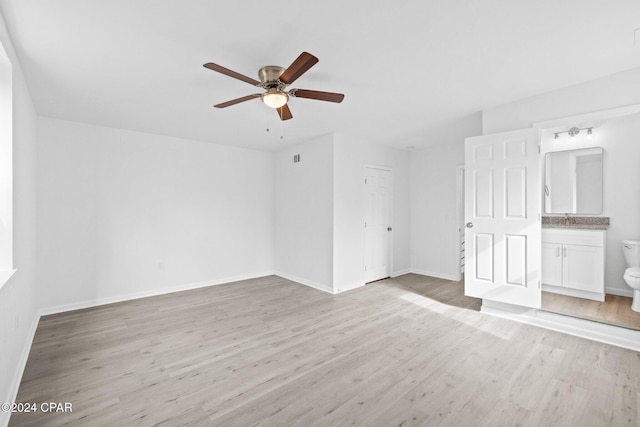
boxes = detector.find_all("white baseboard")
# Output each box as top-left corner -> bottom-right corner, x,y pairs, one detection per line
391,269 -> 411,278
39,271 -> 276,316
1,311 -> 40,427
410,269 -> 459,282
274,271 -> 335,294
606,287 -> 634,298
481,299 -> 640,352
542,284 -> 604,302
334,282 -> 365,294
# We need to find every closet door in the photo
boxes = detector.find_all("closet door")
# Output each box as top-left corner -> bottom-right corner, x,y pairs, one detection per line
464,129 -> 541,308
364,166 -> 392,283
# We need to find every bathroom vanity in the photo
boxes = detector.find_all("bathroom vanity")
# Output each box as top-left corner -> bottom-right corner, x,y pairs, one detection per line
541,146 -> 608,301
541,225 -> 607,301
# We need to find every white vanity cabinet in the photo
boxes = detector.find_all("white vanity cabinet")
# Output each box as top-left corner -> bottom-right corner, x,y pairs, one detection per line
541,228 -> 605,301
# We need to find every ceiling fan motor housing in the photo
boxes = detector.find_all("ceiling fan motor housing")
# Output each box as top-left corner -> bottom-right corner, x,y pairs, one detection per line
258,66 -> 285,85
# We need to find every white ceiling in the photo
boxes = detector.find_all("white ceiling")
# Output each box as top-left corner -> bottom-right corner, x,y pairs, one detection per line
1,1 -> 639,151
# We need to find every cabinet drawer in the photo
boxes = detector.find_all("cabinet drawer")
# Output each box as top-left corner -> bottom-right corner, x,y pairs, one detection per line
542,228 -> 604,247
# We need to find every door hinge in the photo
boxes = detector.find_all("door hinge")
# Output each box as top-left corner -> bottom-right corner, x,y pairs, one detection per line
365,178 -> 367,184
364,222 -> 367,228
364,265 -> 367,271
538,280 -> 541,289
538,143 -> 541,154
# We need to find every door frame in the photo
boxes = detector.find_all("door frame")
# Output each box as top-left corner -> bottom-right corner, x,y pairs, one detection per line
363,164 -> 394,282
455,164 -> 465,282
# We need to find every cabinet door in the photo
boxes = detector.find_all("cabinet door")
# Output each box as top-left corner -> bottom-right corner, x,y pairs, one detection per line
541,243 -> 562,286
562,244 -> 604,292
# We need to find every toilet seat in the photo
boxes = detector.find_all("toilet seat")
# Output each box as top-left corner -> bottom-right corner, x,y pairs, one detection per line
625,267 -> 640,279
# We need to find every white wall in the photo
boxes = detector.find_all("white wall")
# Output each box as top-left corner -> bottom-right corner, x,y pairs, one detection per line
483,68 -> 640,134
275,132 -> 410,294
37,118 -> 274,311
541,114 -> 640,296
409,114 -> 482,280
410,140 -> 464,280
0,11 -> 39,426
274,134 -> 334,292
333,133 -> 410,292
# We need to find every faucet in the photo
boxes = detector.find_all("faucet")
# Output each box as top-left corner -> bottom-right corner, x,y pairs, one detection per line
564,213 -> 570,225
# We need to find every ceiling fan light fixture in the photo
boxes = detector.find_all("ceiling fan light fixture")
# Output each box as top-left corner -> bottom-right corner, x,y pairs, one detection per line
261,89 -> 288,109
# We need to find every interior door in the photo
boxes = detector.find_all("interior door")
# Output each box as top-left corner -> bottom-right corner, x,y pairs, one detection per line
464,129 -> 541,308
364,167 -> 392,283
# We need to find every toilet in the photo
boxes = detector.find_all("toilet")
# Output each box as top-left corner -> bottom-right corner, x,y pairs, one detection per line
622,240 -> 640,312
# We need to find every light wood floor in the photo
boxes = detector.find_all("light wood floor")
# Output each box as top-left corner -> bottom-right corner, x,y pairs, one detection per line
542,292 -> 640,330
11,274 -> 640,426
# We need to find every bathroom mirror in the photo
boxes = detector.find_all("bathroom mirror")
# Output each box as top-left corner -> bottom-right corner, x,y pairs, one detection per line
544,147 -> 603,214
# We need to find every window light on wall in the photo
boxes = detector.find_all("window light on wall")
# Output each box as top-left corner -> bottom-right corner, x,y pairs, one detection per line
0,38 -> 15,289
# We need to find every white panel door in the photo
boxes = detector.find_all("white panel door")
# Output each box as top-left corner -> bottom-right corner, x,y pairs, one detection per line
465,129 -> 541,308
364,167 -> 392,283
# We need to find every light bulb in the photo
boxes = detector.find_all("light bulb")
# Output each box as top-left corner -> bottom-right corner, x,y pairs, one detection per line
261,90 -> 288,109
587,128 -> 593,140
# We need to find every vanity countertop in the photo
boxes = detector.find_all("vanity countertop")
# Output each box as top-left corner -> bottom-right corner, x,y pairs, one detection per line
542,216 -> 610,230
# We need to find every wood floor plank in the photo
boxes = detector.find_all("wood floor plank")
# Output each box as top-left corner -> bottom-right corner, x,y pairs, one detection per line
9,274 -> 640,426
542,291 -> 640,330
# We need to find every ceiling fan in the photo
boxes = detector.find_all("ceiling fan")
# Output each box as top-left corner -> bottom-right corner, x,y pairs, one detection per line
203,52 -> 344,121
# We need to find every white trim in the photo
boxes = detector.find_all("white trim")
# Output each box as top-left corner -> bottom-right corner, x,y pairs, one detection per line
481,299 -> 640,352
274,271 -> 335,294
455,164 -> 465,282
391,268 -> 411,278
542,284 -> 605,302
606,287 -> 634,298
1,311 -> 39,427
39,271 -> 275,316
334,282 -> 365,294
0,268 -> 16,290
532,103 -> 640,130
410,269 -> 459,282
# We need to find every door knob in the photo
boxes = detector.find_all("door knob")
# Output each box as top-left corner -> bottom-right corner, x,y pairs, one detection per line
466,222 -> 473,228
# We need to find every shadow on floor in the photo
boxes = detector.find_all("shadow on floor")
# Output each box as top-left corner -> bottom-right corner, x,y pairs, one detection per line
376,273 -> 482,312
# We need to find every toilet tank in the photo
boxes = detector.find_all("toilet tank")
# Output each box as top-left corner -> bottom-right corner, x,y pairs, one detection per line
622,240 -> 640,267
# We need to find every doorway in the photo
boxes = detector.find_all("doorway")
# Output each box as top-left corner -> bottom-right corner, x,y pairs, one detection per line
364,166 -> 392,283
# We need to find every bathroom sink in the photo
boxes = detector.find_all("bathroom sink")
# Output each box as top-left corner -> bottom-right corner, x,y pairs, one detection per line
541,216 -> 609,230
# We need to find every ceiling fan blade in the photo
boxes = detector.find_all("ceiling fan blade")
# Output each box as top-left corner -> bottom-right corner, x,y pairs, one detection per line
279,52 -> 319,85
214,94 -> 261,108
277,104 -> 293,121
203,62 -> 261,86
290,89 -> 344,103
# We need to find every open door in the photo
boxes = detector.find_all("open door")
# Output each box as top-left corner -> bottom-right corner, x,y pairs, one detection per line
464,129 -> 541,308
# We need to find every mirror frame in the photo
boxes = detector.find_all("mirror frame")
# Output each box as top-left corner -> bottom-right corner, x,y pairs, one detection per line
544,147 -> 604,215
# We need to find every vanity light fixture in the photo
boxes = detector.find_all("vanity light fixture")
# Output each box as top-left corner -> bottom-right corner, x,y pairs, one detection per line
553,126 -> 594,142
